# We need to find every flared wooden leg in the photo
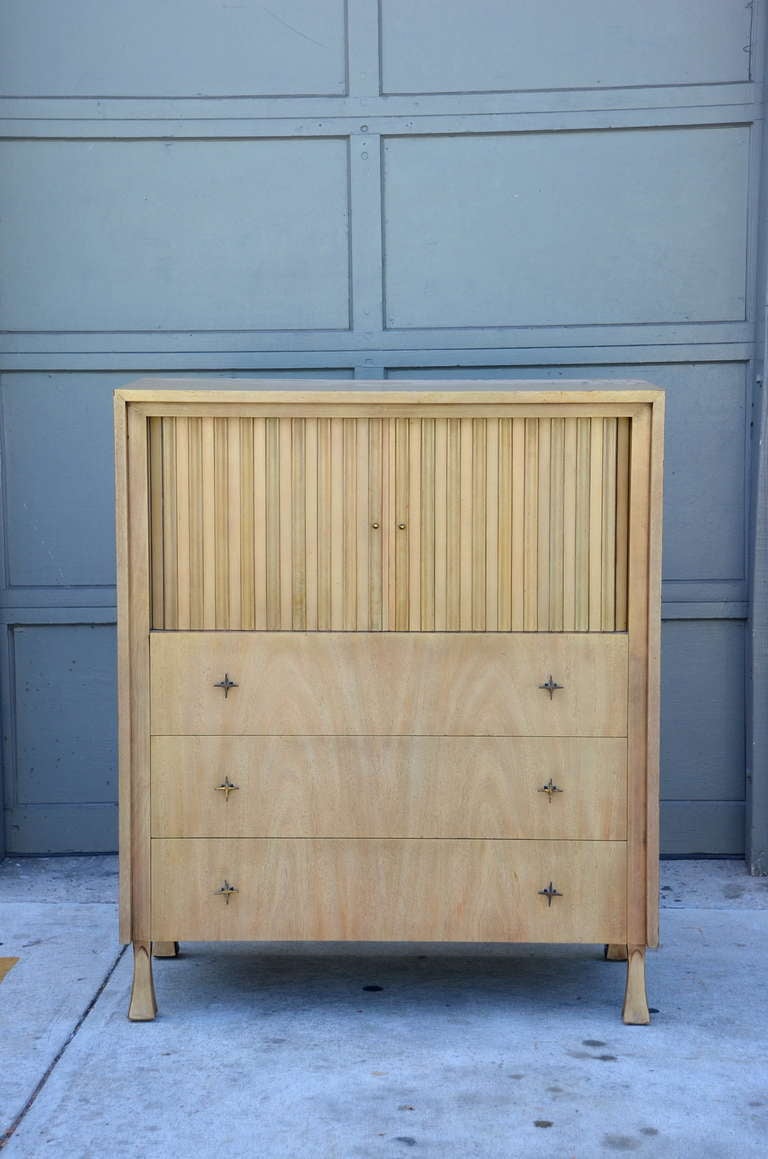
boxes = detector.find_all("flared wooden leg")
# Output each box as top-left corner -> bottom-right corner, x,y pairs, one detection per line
153,941 -> 179,958
622,944 -> 650,1025
128,941 -> 157,1021
604,943 -> 628,961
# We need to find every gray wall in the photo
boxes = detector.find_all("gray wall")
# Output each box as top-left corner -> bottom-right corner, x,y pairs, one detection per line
0,0 -> 763,858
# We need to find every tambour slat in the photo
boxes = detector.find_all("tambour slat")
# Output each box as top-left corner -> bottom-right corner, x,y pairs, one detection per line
355,418 -> 370,632
497,418 -> 512,632
615,418 -> 630,632
408,418 -> 422,631
523,418 -> 538,631
278,418 -> 292,631
174,418 -> 190,631
188,417 -> 204,630
148,419 -> 164,629
213,419 -> 229,629
201,417 -> 216,630
264,418 -> 280,631
562,418 -> 578,631
227,417 -> 242,631
511,417 -> 526,630
291,419 -> 306,631
238,420 -> 254,632
148,412 -> 631,633
433,418 -> 448,631
343,419 -> 357,631
161,417 -> 178,630
252,418 -> 267,631
472,418 -> 487,631
304,418 -> 318,631
589,418 -> 605,631
330,418 -> 345,630
317,417 -> 332,630
367,418 -> 383,630
574,418 -> 591,631
393,417 -> 410,631
420,419 -> 436,632
536,417 -> 551,631
485,418 -> 499,632
602,418 -> 618,631
549,418 -> 565,632
459,417 -> 473,631
445,418 -> 462,630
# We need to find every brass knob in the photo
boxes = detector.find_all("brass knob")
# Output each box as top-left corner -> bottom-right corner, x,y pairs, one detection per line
371,522 -> 380,529
214,777 -> 239,802
214,674 -> 238,698
398,522 -> 406,530
537,778 -> 563,802
214,880 -> 239,905
538,675 -> 563,699
538,882 -> 563,907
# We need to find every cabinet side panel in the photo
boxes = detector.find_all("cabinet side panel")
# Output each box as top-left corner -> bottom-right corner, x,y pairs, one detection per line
646,397 -> 665,947
115,395 -> 131,943
626,405 -> 653,948
127,406 -> 152,942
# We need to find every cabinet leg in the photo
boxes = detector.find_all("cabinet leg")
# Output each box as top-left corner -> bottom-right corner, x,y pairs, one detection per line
604,943 -> 628,961
153,941 -> 179,958
128,941 -> 157,1021
622,944 -> 650,1025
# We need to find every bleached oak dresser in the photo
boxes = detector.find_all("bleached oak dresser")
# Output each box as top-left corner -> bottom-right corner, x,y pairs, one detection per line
115,382 -> 664,1023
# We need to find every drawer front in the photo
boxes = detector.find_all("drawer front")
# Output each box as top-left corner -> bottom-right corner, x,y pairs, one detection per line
151,735 -> 627,840
151,838 -> 626,943
150,632 -> 628,737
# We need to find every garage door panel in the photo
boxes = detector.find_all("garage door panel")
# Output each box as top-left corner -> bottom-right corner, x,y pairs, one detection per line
385,363 -> 748,586
381,0 -> 751,94
383,127 -> 749,329
0,371 -> 354,589
0,139 -> 351,332
661,621 -> 745,803
0,1 -> 347,98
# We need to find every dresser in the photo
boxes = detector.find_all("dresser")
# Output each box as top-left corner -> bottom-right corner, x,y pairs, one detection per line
115,382 -> 664,1023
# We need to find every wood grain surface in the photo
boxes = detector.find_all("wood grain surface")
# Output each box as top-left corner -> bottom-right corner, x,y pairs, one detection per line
150,837 -> 628,943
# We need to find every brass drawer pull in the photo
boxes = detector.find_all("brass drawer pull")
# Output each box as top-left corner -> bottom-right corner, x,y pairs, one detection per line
214,880 -> 239,905
538,675 -> 563,699
538,882 -> 563,907
214,776 -> 239,802
214,673 -> 238,698
537,778 -> 563,802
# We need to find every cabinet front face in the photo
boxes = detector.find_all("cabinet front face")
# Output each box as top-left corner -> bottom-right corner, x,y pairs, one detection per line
148,413 -> 630,633
150,838 -> 628,944
150,735 -> 628,841
117,386 -> 663,966
150,631 -> 628,737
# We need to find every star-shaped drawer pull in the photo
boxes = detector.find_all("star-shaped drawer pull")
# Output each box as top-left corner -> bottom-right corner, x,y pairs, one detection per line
214,880 -> 239,905
537,778 -> 563,803
214,776 -> 239,802
538,675 -> 563,699
538,882 -> 563,907
214,673 -> 238,698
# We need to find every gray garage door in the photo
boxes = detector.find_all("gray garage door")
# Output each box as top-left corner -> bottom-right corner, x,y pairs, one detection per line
0,1 -> 764,861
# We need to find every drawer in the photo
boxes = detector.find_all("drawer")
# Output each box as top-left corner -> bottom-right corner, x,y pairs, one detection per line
150,632 -> 628,737
150,838 -> 627,943
151,735 -> 627,840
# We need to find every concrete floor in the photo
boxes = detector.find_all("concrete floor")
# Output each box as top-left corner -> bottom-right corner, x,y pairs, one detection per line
0,858 -> 766,1158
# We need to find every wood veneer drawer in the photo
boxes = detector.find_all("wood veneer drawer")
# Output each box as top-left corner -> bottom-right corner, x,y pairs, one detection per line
150,838 -> 627,943
150,632 -> 628,737
151,735 -> 627,840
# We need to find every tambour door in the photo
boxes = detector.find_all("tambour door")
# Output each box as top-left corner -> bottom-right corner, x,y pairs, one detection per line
148,412 -> 630,634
